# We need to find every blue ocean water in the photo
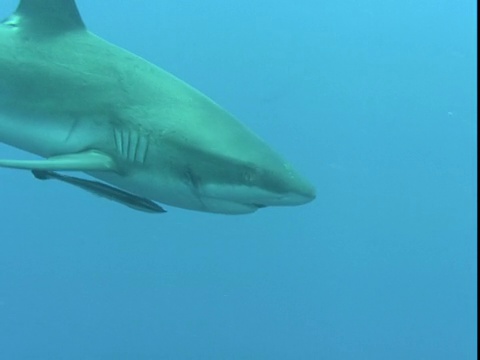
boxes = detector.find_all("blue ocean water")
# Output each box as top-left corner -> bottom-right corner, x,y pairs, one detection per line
0,0 -> 476,359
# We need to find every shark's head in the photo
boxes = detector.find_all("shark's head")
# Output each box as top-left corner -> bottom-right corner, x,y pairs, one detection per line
197,153 -> 316,213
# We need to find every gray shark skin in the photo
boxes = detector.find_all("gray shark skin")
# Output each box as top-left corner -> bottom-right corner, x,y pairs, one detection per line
0,0 -> 315,214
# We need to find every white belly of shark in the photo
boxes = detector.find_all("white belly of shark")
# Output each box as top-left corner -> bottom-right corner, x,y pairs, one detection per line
0,0 -> 316,215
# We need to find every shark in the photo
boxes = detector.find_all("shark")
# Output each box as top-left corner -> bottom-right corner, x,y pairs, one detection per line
0,0 -> 316,214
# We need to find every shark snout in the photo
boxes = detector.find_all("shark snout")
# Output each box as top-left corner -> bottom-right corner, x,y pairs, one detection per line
286,179 -> 316,205
254,163 -> 315,207
275,172 -> 316,206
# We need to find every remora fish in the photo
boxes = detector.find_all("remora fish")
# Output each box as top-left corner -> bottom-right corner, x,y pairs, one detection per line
32,170 -> 166,213
0,0 -> 315,214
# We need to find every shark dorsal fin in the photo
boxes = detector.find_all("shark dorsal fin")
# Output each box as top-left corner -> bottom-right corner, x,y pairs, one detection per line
14,0 -> 85,35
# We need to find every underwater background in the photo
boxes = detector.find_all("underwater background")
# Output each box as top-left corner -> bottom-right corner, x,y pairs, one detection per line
0,0 -> 476,359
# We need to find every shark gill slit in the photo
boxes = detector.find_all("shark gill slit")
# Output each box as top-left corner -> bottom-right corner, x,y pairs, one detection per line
130,131 -> 139,163
127,130 -> 134,161
113,128 -> 122,157
113,128 -> 148,164
122,130 -> 130,159
136,135 -> 149,164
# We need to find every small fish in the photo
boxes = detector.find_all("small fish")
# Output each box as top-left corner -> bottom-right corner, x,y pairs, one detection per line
32,170 -> 166,214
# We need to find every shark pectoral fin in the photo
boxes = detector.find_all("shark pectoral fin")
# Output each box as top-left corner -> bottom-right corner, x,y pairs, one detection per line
0,150 -> 118,172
